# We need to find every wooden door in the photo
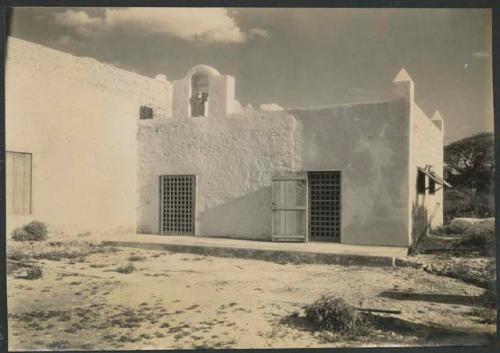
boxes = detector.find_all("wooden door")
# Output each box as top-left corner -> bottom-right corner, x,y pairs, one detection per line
271,173 -> 307,242
6,151 -> 32,215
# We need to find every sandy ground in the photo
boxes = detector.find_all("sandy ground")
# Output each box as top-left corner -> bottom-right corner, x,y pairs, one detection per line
7,240 -> 496,350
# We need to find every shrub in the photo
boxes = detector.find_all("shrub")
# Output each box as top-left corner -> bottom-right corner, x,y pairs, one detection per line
459,233 -> 494,249
113,263 -> 136,274
11,221 -> 48,241
303,295 -> 366,334
25,267 -> 43,280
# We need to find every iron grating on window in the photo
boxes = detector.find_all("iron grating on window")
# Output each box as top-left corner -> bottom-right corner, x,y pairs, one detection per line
140,105 -> 154,120
309,171 -> 341,242
160,175 -> 195,235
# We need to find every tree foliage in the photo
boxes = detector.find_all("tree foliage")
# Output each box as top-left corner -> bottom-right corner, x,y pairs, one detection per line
444,132 -> 494,222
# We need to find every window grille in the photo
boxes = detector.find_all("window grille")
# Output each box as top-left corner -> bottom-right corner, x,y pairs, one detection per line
309,171 -> 341,242
140,105 -> 154,120
160,175 -> 195,235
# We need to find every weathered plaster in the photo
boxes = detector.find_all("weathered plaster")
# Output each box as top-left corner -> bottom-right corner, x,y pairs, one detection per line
6,37 -> 172,233
292,100 -> 411,247
138,112 -> 296,239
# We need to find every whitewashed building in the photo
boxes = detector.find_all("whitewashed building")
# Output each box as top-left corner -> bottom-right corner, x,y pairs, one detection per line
6,37 -> 448,247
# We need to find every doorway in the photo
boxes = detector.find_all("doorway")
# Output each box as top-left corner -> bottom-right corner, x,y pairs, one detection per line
308,171 -> 341,242
160,175 -> 196,235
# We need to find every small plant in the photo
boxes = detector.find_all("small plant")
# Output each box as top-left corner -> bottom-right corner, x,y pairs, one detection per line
113,263 -> 136,274
24,267 -> 43,280
11,221 -> 48,241
470,306 -> 497,324
7,248 -> 28,261
303,295 -> 367,334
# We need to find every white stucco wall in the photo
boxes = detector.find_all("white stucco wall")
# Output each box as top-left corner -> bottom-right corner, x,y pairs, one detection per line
139,97 -> 412,246
292,99 -> 411,247
5,37 -> 172,234
138,112 -> 296,239
172,65 -> 235,119
409,103 -> 445,232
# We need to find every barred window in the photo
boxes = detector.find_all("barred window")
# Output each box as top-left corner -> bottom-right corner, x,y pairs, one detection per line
140,106 -> 153,120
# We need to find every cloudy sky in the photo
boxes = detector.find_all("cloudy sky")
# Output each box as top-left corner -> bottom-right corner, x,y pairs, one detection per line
8,7 -> 492,143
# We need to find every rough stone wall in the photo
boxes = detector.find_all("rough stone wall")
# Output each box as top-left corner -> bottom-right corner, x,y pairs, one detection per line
137,112 -> 296,239
409,103 -> 444,236
5,37 -> 172,234
292,100 -> 411,247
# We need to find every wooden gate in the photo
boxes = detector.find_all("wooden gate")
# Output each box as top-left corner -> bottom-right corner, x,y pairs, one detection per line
271,173 -> 307,242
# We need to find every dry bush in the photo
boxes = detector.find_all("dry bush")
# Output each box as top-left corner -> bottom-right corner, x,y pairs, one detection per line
11,221 -> 48,241
24,267 -> 43,280
303,295 -> 368,335
113,263 -> 136,274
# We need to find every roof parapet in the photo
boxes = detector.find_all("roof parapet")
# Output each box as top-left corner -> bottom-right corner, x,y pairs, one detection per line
431,110 -> 444,133
392,68 -> 415,104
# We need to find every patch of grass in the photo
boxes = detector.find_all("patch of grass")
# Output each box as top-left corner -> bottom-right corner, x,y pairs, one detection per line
47,340 -> 70,349
33,246 -> 114,262
89,263 -> 108,268
113,263 -> 136,274
127,255 -> 146,262
11,221 -> 48,241
303,295 -> 369,335
7,248 -> 28,261
12,310 -> 71,322
470,306 -> 497,324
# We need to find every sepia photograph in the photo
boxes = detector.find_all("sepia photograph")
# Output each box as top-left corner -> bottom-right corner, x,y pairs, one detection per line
3,5 -> 497,351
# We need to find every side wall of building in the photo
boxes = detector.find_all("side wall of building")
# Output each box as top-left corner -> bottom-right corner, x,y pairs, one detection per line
137,112 -> 297,239
5,38 -> 172,234
408,104 -> 444,239
292,99 -> 411,247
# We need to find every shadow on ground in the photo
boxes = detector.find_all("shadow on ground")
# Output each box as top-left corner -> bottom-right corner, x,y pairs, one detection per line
378,290 -> 495,307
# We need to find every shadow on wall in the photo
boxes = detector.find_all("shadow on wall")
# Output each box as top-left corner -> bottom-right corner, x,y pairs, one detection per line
198,186 -> 272,240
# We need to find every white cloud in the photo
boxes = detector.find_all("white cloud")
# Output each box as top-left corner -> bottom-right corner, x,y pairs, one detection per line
248,27 -> 270,39
54,9 -> 102,27
52,8 -> 268,44
53,10 -> 102,37
260,103 -> 284,111
472,51 -> 490,59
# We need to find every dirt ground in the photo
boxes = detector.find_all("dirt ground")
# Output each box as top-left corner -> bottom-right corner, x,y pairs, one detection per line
7,238 -> 497,350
